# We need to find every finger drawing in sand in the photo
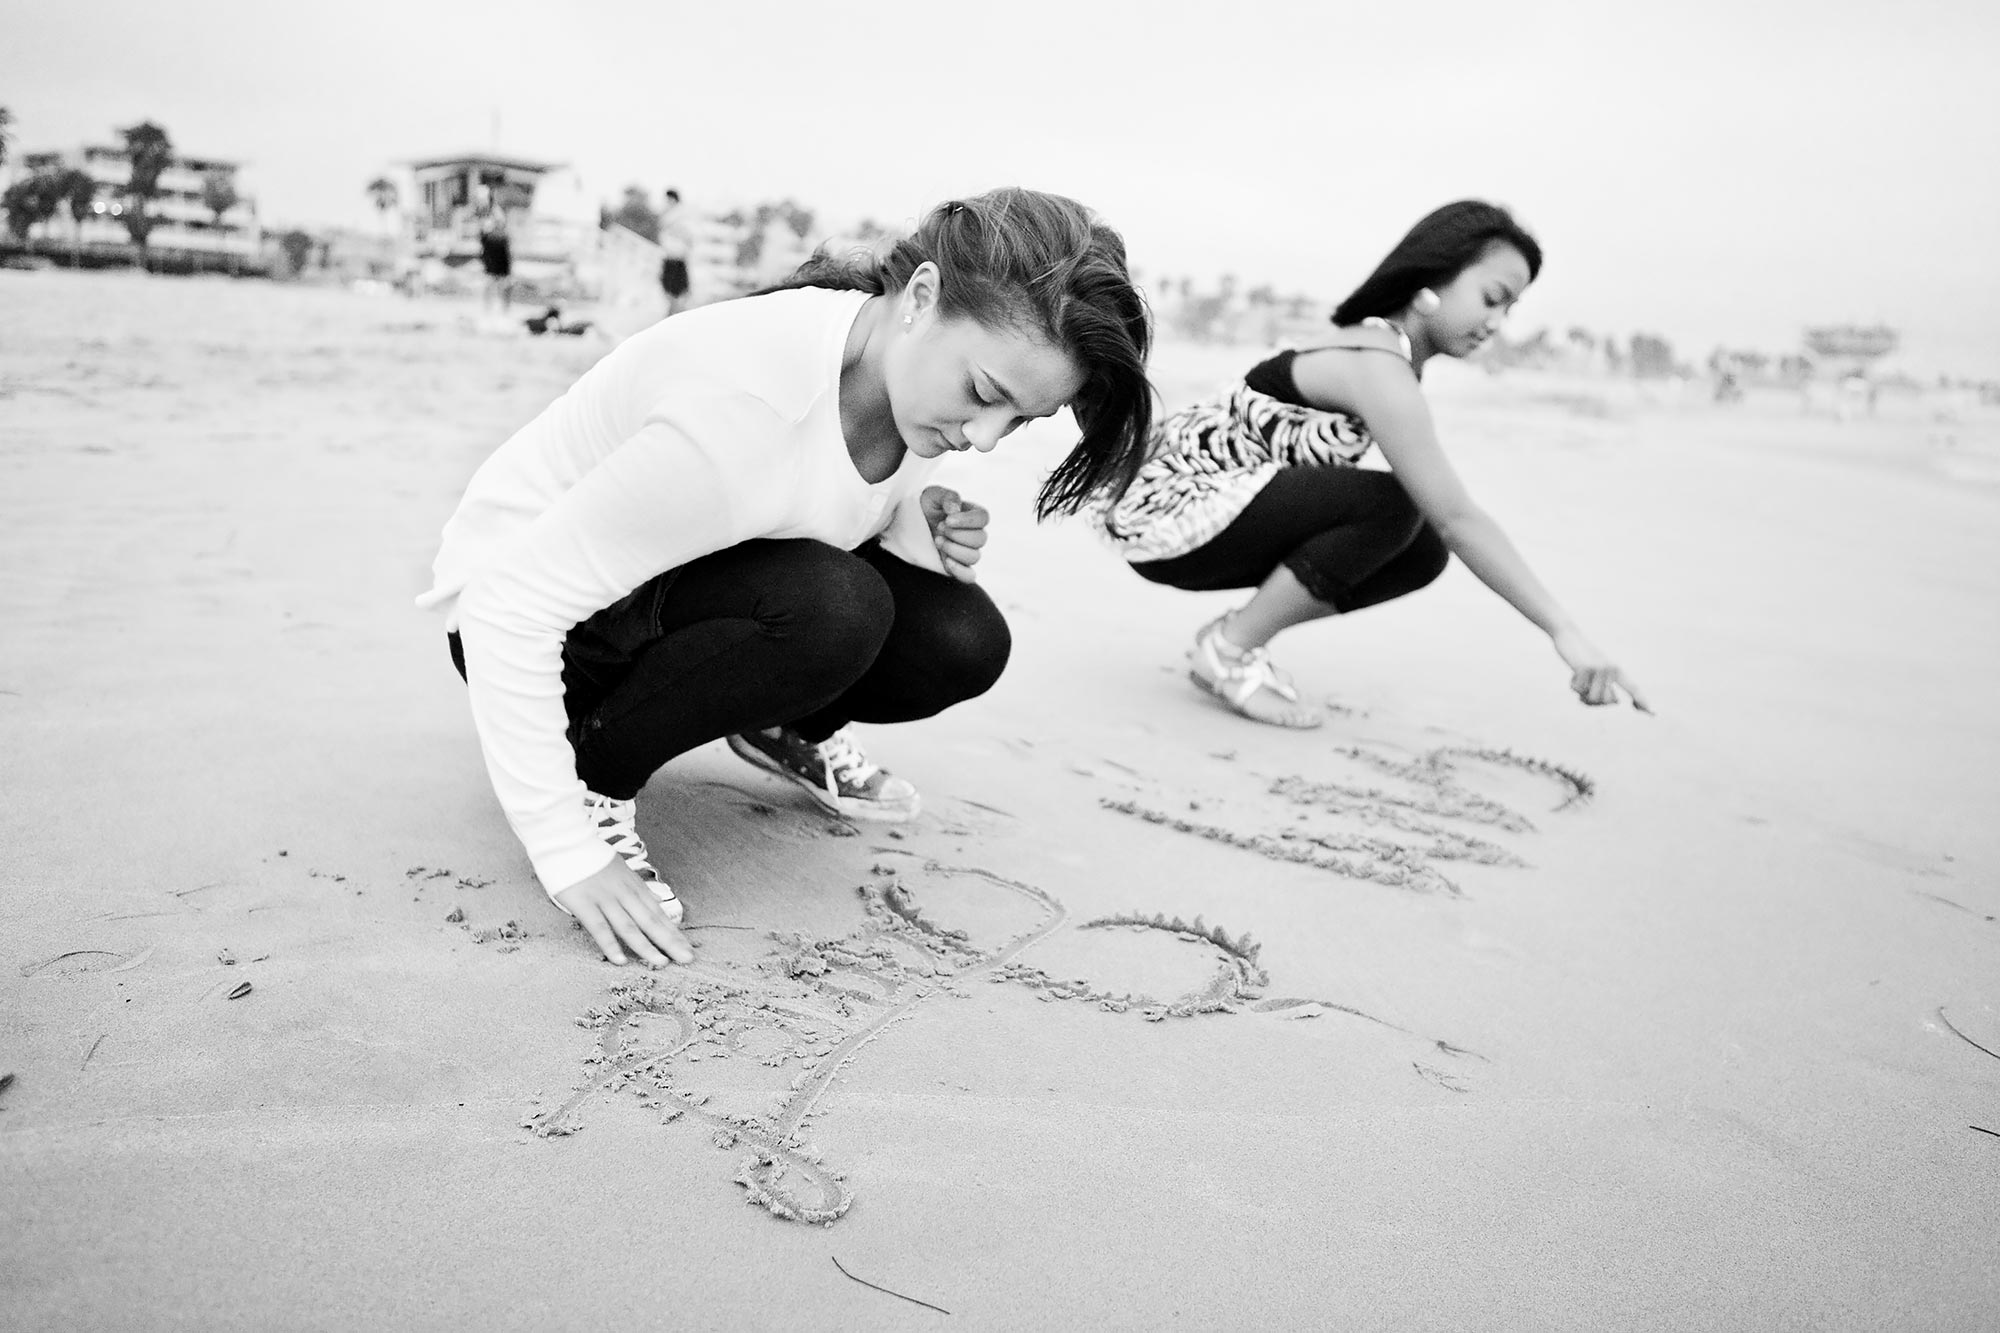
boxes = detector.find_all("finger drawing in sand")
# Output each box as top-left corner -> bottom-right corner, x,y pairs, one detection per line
1092,202 -> 1651,727
418,188 -> 1154,964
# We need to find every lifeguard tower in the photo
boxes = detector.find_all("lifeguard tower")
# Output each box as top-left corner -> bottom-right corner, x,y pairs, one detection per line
406,152 -> 590,295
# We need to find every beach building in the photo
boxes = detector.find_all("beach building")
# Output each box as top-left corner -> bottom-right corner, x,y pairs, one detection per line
1804,324 -> 1899,378
371,152 -> 601,297
407,152 -> 554,263
10,143 -> 259,266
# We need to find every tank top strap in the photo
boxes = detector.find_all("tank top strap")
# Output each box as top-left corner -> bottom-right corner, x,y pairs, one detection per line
1292,319 -> 1417,379
1358,316 -> 1414,362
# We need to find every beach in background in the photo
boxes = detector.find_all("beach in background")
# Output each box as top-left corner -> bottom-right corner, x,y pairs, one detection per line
3,271 -> 1997,1329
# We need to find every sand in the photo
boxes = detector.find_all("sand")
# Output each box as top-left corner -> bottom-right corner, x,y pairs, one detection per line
2,269 -> 1997,1330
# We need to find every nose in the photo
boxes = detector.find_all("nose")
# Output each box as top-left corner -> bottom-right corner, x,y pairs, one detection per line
963,412 -> 1007,452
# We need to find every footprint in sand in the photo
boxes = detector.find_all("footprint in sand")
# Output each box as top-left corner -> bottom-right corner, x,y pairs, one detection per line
526,857 -> 1477,1225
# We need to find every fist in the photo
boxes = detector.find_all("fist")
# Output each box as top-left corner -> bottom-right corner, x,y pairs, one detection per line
920,486 -> 990,582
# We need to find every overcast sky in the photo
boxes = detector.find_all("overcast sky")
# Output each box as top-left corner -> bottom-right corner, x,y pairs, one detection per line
8,0 -> 1998,372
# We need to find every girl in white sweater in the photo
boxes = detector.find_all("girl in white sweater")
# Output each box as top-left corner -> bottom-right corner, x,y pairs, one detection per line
421,188 -> 1152,967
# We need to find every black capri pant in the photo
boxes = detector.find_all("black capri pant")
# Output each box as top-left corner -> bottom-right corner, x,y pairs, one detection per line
451,538 -> 1011,800
1130,465 -> 1449,612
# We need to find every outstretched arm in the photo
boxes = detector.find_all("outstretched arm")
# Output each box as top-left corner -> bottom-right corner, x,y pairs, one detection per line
1324,358 -> 1651,712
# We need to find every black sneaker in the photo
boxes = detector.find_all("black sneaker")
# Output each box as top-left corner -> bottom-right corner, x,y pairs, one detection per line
726,727 -> 921,822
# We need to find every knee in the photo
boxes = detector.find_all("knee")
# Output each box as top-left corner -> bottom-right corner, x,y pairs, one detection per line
922,599 -> 1012,701
1408,524 -> 1451,590
762,542 -> 894,663
1373,478 -> 1427,544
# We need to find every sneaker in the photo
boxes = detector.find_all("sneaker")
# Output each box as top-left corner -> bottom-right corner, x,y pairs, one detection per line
726,726 -> 921,822
1187,615 -> 1323,729
583,790 -> 684,924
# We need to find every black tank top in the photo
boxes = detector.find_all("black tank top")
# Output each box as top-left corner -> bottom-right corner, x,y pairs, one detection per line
1243,321 -> 1416,406
1243,349 -> 1306,406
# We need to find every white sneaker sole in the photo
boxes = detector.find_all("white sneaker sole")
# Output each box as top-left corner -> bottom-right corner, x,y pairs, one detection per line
726,734 -> 922,822
648,883 -> 685,925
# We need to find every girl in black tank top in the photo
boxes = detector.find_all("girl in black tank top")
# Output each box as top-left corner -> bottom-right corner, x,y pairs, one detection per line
1095,201 -> 1649,728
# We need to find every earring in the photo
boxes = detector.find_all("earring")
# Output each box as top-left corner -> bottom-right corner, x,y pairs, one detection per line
903,313 -> 912,326
1413,289 -> 1441,314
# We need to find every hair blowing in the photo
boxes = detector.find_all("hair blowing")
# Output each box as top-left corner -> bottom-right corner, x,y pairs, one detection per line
1331,201 -> 1543,327
761,187 -> 1154,518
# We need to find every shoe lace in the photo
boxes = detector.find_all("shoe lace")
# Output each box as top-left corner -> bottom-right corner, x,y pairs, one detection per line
817,729 -> 880,786
584,791 -> 657,878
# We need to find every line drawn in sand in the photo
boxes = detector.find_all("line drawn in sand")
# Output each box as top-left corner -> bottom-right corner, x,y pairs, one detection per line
1102,743 -> 1595,896
527,858 -> 1474,1225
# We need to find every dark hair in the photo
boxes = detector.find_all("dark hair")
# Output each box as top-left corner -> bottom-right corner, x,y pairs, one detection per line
1331,201 -> 1542,326
761,187 -> 1154,519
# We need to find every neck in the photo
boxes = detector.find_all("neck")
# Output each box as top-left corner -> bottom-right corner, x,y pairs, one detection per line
1385,313 -> 1436,374
840,295 -> 906,479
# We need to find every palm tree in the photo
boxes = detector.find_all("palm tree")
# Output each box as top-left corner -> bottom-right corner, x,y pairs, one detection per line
56,168 -> 96,267
612,186 -> 660,241
1,178 -> 47,241
118,120 -> 174,271
201,169 -> 240,274
202,168 -> 239,226
1,170 -> 63,245
776,199 -> 815,242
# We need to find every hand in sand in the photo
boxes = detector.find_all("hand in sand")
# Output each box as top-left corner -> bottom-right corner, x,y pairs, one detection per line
1553,628 -> 1652,714
921,485 -> 988,582
554,858 -> 695,967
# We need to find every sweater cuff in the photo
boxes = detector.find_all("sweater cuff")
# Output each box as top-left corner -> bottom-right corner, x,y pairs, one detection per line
875,495 -> 948,574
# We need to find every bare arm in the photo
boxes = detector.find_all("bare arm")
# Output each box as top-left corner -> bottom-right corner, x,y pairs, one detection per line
1292,349 -> 1651,711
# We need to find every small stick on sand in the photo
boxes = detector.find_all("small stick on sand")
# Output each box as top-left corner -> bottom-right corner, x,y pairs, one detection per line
1937,1008 -> 2000,1062
1971,1125 -> 2000,1140
829,1256 -> 950,1315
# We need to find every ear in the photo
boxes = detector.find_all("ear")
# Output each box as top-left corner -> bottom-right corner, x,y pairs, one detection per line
901,261 -> 942,326
1412,288 -> 1441,315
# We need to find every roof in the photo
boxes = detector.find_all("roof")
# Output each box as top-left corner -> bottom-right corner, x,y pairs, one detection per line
45,145 -> 241,170
406,152 -> 565,174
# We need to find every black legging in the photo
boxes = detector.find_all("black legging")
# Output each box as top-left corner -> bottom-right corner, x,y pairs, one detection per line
1130,465 -> 1449,612
449,539 -> 1010,800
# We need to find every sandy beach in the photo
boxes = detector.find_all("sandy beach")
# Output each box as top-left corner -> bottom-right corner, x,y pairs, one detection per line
3,268 -> 1997,1330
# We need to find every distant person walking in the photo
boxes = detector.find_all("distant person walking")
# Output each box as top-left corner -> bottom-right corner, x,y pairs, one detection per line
658,188 -> 694,316
478,207 -> 513,313
421,188 -> 1152,967
1094,200 -> 1648,727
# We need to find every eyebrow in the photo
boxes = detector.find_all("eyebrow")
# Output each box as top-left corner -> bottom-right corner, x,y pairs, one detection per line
977,367 -> 1059,417
975,367 -> 1017,403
